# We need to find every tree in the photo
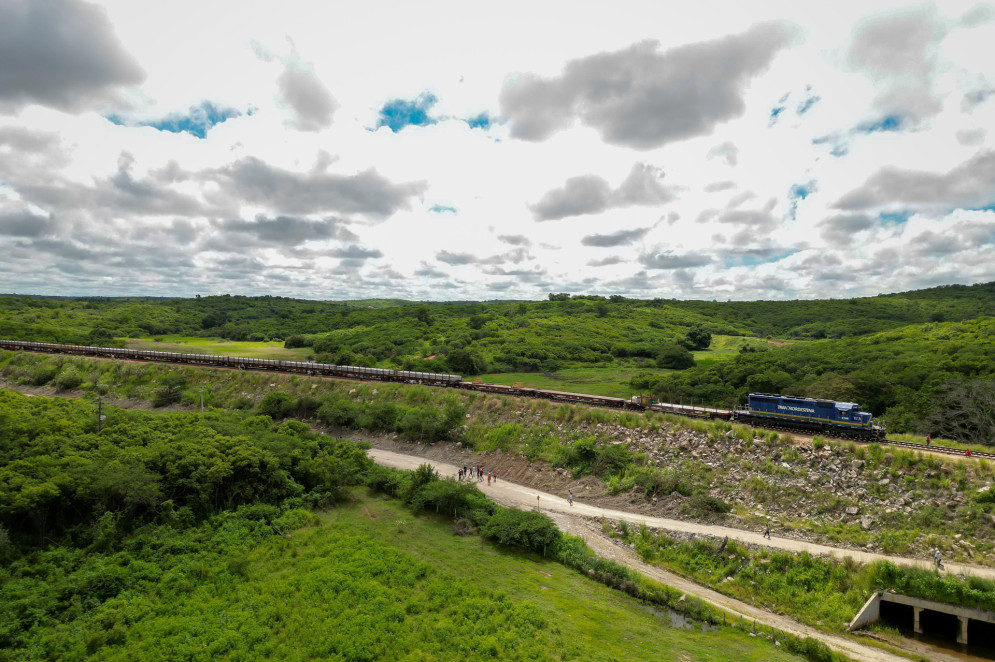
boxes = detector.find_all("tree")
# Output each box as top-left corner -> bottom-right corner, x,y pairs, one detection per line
684,326 -> 712,350
482,509 -> 561,553
922,378 -> 995,446
257,391 -> 295,419
152,372 -> 188,407
447,348 -> 483,375
656,344 -> 695,370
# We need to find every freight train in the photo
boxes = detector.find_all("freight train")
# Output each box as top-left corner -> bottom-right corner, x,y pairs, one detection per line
0,339 -> 885,440
734,393 -> 885,441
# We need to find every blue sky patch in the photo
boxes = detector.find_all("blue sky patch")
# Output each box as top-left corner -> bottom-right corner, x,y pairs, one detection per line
812,134 -> 848,157
966,203 -> 995,213
855,114 -> 904,134
796,93 -> 820,115
788,182 -> 817,219
465,112 -> 491,129
791,183 -> 814,200
768,93 -> 789,127
429,204 -> 457,214
376,93 -> 438,132
830,144 -> 849,157
879,210 -> 913,225
106,102 -> 240,139
724,249 -> 799,269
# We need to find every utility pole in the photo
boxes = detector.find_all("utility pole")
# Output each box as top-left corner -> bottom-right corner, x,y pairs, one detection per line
199,386 -> 205,413
97,397 -> 103,433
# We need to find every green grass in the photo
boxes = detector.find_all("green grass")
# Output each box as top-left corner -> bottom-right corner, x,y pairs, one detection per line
126,335 -> 312,360
60,491 -> 806,661
691,335 -> 807,368
314,492 -> 803,662
477,365 -> 646,398
618,527 -> 995,638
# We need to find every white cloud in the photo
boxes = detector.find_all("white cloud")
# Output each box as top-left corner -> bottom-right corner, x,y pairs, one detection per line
0,0 -> 994,300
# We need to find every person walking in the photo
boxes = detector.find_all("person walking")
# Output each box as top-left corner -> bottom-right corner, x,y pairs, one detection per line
487,473 -> 491,486
568,490 -> 574,507
763,521 -> 771,539
933,548 -> 944,570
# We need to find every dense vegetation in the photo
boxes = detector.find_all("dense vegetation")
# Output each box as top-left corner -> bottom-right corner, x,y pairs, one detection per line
634,317 -> 995,440
4,347 -> 994,560
0,391 -> 815,661
611,522 -> 995,636
2,280 -> 995,441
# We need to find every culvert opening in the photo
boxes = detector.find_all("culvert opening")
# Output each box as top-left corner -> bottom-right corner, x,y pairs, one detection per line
878,600 -> 912,628
919,608 -> 961,641
968,619 -> 995,659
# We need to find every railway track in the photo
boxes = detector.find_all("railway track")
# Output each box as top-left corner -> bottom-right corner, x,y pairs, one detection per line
3,339 -> 992,460
879,438 -> 995,459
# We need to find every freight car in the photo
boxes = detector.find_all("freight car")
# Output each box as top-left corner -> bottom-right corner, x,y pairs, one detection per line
0,340 -> 463,387
733,392 -> 885,440
0,340 -> 883,439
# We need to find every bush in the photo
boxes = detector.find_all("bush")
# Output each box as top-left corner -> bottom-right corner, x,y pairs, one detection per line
293,395 -> 320,419
684,326 -> 712,350
257,391 -> 296,419
273,508 -> 320,532
152,372 -> 188,407
317,399 -> 359,427
682,494 -> 732,517
283,335 -> 311,349
656,344 -> 695,370
30,364 -> 59,386
482,508 -> 561,554
53,366 -> 84,390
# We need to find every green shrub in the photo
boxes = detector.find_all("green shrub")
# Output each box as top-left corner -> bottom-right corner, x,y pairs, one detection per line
152,372 -> 187,407
656,344 -> 695,370
257,391 -> 295,419
317,399 -> 359,427
273,508 -> 320,531
482,508 -> 561,554
30,364 -> 59,385
53,366 -> 84,390
682,494 -> 732,517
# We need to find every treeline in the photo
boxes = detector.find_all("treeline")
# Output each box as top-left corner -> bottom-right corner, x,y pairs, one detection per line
5,281 -> 994,376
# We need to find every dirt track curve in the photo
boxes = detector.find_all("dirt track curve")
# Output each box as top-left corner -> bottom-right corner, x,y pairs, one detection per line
370,448 -> 992,662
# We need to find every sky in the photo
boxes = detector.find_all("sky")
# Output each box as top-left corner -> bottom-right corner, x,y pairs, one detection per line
1,0 -> 994,301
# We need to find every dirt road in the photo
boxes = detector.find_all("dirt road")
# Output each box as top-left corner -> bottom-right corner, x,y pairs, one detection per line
370,448 -> 984,662
369,448 -> 995,582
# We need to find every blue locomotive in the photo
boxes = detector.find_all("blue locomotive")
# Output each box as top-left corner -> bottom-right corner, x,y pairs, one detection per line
734,393 -> 885,440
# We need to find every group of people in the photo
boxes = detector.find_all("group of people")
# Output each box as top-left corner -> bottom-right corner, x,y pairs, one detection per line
459,465 -> 497,485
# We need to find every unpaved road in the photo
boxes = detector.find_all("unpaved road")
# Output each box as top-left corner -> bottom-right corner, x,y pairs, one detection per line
371,448 -> 987,662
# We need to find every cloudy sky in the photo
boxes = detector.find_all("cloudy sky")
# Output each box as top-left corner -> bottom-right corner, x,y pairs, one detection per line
1,0 -> 994,301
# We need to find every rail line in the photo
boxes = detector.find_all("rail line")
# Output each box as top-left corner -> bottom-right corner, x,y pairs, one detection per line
2,339 -> 991,459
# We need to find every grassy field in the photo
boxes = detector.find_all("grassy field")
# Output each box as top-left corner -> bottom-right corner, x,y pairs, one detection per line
476,336 -> 791,398
691,335 -> 800,368
212,491 -> 802,662
126,335 -> 312,360
477,365 -> 647,398
65,490 -> 807,661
